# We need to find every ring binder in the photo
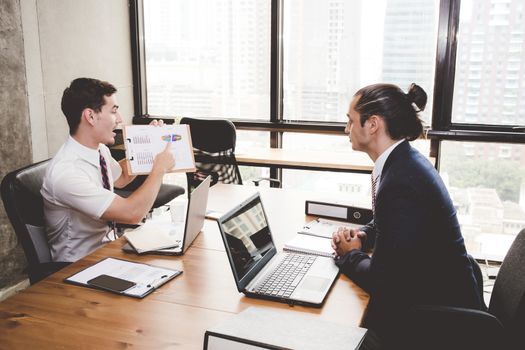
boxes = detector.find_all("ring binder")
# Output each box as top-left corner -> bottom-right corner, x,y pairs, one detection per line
305,200 -> 372,224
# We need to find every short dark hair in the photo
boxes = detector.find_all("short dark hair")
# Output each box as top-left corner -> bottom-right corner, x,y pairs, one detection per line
354,83 -> 427,141
61,78 -> 117,135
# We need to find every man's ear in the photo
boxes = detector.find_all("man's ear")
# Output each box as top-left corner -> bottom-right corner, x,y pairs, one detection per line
82,108 -> 96,126
367,115 -> 381,134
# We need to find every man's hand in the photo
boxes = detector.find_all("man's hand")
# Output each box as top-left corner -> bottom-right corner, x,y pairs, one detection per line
149,119 -> 164,126
152,141 -> 175,174
331,227 -> 366,257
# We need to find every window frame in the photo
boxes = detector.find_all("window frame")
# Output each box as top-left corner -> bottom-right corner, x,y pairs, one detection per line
129,0 -> 525,162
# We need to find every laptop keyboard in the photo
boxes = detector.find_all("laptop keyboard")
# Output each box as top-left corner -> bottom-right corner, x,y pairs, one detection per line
254,253 -> 317,299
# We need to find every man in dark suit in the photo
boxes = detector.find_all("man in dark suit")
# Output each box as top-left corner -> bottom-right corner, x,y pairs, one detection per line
331,83 -> 483,344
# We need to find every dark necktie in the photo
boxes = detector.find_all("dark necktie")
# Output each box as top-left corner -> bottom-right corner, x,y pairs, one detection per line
371,173 -> 379,215
99,151 -> 111,190
99,150 -> 117,238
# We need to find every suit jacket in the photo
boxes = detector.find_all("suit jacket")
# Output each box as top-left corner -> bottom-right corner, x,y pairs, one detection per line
336,140 -> 482,336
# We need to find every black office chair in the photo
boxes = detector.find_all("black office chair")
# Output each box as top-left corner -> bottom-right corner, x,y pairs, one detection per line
180,117 -> 280,193
1,160 -> 70,284
397,229 -> 525,350
114,175 -> 185,208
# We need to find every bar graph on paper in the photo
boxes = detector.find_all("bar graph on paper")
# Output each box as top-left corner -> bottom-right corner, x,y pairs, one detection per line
123,124 -> 196,175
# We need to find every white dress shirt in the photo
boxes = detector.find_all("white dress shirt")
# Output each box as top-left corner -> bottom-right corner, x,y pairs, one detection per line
41,136 -> 122,262
372,139 -> 405,189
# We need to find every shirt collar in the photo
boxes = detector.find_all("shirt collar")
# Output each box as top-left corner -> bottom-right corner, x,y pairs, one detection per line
65,136 -> 101,168
373,139 -> 405,180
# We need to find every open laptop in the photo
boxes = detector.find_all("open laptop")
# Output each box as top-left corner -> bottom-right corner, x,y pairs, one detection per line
122,176 -> 211,255
217,192 -> 339,307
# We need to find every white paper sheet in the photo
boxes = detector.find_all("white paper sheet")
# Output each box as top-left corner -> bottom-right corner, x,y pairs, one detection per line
124,124 -> 196,175
66,257 -> 179,297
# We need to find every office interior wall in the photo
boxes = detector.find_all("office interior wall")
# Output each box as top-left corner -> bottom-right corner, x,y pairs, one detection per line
0,0 -> 133,295
0,0 -> 34,296
21,0 -> 134,161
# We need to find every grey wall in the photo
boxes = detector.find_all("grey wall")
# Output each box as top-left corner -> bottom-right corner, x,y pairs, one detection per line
0,0 -> 133,296
22,0 -> 135,161
0,0 -> 34,291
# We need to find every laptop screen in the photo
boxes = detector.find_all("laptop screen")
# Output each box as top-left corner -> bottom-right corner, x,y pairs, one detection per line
220,194 -> 275,282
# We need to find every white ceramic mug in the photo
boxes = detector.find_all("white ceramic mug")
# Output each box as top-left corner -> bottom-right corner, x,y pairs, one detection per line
170,199 -> 187,223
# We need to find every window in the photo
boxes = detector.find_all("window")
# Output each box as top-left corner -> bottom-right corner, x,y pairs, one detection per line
237,130 -> 272,186
439,141 -> 525,260
143,0 -> 271,119
452,0 -> 525,125
283,0 -> 439,124
134,0 -> 525,260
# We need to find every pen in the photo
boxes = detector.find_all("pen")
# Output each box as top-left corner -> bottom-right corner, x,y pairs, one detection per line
147,275 -> 168,288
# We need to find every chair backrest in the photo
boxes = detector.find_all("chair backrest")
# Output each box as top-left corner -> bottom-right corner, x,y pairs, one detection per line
1,160 -> 52,267
489,228 -> 525,345
180,117 -> 242,192
467,254 -> 487,311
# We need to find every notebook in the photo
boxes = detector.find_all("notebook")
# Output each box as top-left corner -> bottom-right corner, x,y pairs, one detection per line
123,225 -> 179,254
283,234 -> 335,257
216,192 -> 339,307
122,176 -> 211,255
298,218 -> 361,239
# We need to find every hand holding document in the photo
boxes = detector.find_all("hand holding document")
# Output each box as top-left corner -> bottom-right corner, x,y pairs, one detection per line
124,124 -> 196,175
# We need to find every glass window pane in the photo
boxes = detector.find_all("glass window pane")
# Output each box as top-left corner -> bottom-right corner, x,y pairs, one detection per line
237,130 -> 271,186
452,0 -> 525,125
283,0 -> 438,124
439,141 -> 525,260
282,133 -> 431,161
236,130 -> 270,152
282,133 -> 371,206
282,169 -> 373,209
144,0 -> 270,118
283,133 -> 348,152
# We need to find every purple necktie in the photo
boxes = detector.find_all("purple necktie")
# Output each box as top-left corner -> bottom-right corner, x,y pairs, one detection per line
99,151 -> 111,190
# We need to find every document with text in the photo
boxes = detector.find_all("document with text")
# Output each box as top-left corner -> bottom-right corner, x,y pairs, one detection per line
65,257 -> 182,298
298,218 -> 361,239
123,124 -> 196,175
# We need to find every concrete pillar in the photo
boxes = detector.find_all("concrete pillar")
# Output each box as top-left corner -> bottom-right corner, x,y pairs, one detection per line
0,0 -> 33,293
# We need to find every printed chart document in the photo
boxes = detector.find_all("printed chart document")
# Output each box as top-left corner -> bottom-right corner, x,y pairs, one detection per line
283,234 -> 335,258
64,257 -> 182,298
299,218 -> 362,239
123,124 -> 196,175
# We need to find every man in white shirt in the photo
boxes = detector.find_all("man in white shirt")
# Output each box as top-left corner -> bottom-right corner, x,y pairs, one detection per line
41,78 -> 174,262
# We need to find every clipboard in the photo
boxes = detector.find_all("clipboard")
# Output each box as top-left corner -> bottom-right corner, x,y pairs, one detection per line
64,257 -> 182,298
123,124 -> 196,175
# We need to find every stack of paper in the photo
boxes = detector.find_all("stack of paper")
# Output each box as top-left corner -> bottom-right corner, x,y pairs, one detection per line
283,234 -> 335,257
124,226 -> 179,254
299,218 -> 361,239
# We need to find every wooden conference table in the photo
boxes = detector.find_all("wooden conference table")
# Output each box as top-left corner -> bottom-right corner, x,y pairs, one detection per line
0,184 -> 369,349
